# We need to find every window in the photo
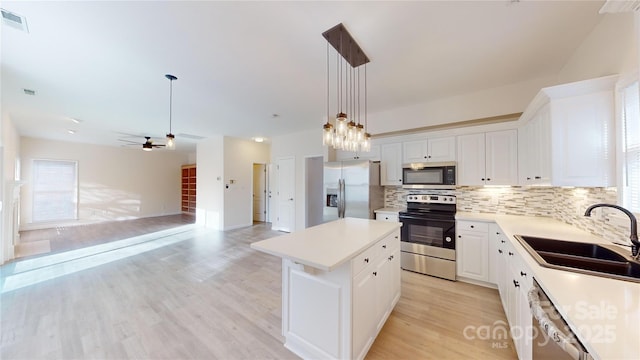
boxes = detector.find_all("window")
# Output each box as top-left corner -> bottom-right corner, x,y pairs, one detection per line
32,159 -> 78,222
620,80 -> 640,213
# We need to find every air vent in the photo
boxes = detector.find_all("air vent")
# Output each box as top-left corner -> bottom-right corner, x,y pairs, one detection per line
1,9 -> 29,33
600,0 -> 640,13
23,89 -> 36,96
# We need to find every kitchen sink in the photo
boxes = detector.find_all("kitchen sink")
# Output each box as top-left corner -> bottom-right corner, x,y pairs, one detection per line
514,235 -> 640,283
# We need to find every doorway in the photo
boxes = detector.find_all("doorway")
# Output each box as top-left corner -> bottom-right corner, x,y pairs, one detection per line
252,163 -> 267,223
305,156 -> 324,228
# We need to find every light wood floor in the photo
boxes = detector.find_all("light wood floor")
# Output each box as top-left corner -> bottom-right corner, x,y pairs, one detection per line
1,221 -> 516,359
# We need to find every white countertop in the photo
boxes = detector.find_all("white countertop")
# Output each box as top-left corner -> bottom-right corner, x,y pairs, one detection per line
457,212 -> 640,360
251,218 -> 401,272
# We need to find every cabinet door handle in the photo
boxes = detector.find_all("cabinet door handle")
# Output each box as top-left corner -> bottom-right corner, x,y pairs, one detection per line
481,178 -> 485,181
395,236 -> 399,239
382,244 -> 387,249
513,280 -> 520,288
498,249 -> 503,254
487,178 -> 491,181
526,177 -> 532,180
470,225 -> 474,229
535,176 -> 541,179
496,232 -> 500,235
501,240 -> 505,243
398,179 -> 402,182
508,252 -> 514,256
520,271 -> 527,277
458,235 -> 462,238
364,258 -> 369,263
428,155 -> 432,158
373,271 -> 378,276
388,255 -> 394,261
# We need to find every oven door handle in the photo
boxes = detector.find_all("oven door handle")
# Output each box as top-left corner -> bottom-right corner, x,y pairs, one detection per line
399,215 -> 455,223
528,286 -> 584,360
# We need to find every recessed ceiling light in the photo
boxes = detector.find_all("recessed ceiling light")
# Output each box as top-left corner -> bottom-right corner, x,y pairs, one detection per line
23,88 -> 35,96
253,137 -> 265,143
70,118 -> 81,124
67,129 -> 76,134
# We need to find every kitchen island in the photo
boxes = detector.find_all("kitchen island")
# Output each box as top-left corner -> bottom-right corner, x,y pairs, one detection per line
251,218 -> 402,360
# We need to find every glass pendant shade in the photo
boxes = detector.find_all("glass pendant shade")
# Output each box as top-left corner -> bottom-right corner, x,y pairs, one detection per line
356,124 -> 364,142
347,120 -> 357,141
323,122 -> 334,146
335,113 -> 348,136
361,133 -> 371,152
166,133 -> 176,150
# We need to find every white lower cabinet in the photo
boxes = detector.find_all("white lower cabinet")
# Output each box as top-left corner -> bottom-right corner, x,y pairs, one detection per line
490,223 -> 533,360
353,239 -> 401,359
456,220 -> 489,282
283,229 -> 401,360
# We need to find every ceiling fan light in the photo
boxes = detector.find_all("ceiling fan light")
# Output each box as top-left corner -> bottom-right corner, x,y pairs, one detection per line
166,133 -> 175,150
143,143 -> 153,151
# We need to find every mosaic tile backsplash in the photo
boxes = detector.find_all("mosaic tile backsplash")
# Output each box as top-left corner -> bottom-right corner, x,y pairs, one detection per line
384,186 -> 633,245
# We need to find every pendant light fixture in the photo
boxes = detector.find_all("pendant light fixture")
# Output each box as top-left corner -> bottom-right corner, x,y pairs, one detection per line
165,74 -> 177,150
321,23 -> 371,152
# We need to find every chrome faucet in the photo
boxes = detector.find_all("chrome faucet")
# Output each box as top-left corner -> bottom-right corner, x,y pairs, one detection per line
584,204 -> 639,260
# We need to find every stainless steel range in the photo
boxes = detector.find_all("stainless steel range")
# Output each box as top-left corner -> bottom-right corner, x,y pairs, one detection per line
399,194 -> 456,281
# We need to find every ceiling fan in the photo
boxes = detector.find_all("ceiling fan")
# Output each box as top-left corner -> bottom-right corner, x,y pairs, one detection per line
119,136 -> 165,151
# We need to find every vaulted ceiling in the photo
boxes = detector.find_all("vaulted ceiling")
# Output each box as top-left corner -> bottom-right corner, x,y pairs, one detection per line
1,1 -> 608,150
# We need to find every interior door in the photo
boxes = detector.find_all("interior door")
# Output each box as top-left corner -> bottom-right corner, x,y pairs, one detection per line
253,163 -> 266,222
275,156 -> 295,232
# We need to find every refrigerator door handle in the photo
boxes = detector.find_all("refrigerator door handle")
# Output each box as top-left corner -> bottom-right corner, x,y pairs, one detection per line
340,178 -> 346,218
338,179 -> 344,218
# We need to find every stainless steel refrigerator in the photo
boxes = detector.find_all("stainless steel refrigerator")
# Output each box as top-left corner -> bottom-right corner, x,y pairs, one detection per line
323,160 -> 384,223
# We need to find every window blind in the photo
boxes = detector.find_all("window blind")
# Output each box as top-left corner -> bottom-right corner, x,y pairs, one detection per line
622,81 -> 640,213
32,159 -> 78,222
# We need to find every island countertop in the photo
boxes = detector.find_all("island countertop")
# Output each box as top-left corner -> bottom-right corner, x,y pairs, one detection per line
251,217 -> 401,272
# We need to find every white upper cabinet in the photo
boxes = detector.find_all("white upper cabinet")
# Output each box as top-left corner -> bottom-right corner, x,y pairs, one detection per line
380,143 -> 403,186
485,130 -> 519,185
402,136 -> 456,164
518,106 -> 551,185
457,130 -> 518,186
518,75 -> 617,187
336,145 -> 381,161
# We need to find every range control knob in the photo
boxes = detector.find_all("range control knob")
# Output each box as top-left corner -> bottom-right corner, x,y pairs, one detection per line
445,236 -> 452,242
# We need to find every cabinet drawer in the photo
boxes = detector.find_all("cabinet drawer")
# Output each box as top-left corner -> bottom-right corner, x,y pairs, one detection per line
376,231 -> 400,255
457,220 -> 489,233
352,245 -> 378,276
376,213 -> 399,222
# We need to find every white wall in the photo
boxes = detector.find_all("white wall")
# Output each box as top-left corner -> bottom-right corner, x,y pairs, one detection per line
556,12 -> 637,84
271,128 -> 324,232
223,137 -> 270,230
367,75 -> 554,135
20,137 -> 190,229
1,115 -> 20,263
196,136 -> 224,229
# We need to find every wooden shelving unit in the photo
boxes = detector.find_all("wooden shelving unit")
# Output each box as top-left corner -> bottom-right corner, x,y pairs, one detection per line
181,164 -> 196,215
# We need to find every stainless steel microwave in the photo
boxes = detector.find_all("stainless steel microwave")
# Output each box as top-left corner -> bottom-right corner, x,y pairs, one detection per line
402,162 -> 456,189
